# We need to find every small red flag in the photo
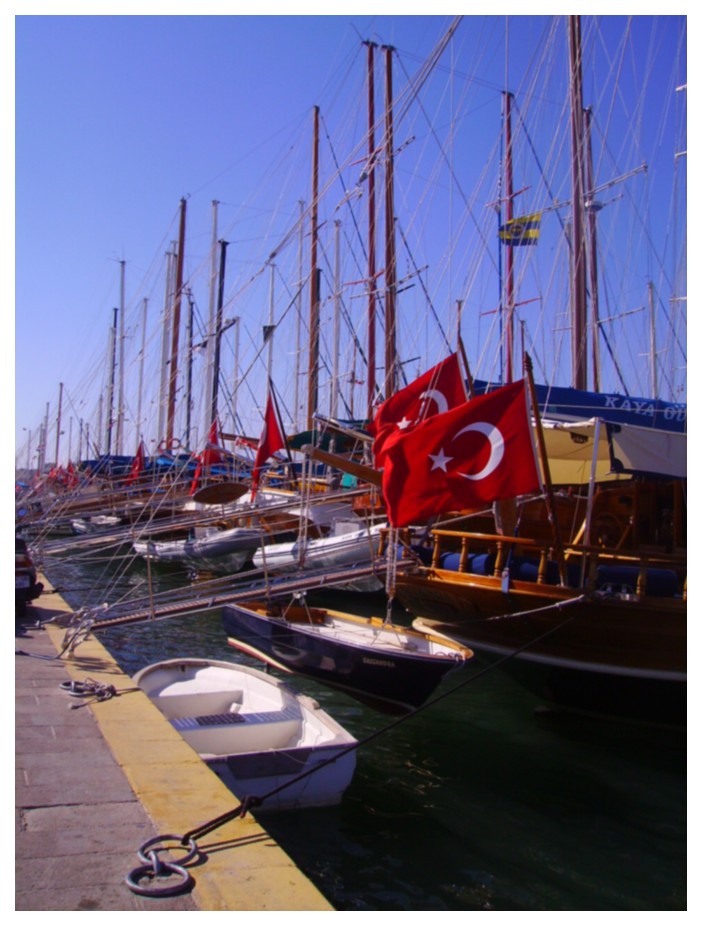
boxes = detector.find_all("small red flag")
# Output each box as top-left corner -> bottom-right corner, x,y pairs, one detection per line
127,441 -> 147,485
251,390 -> 287,499
200,420 -> 226,467
369,353 -> 467,468
381,380 -> 540,527
190,421 -> 226,494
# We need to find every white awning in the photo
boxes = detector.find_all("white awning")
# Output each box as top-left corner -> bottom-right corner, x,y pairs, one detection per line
538,418 -> 686,484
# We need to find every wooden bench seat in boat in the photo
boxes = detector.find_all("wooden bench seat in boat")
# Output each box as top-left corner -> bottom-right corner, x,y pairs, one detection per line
151,689 -> 244,719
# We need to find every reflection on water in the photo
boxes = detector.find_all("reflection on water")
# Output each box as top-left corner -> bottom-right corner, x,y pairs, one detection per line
42,556 -> 686,910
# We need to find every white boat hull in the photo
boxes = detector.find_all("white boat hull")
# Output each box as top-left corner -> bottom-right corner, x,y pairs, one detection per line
254,522 -> 385,591
133,526 -> 260,574
133,658 -> 357,811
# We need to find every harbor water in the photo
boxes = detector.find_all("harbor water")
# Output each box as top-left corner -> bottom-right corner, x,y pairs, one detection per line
43,555 -> 686,911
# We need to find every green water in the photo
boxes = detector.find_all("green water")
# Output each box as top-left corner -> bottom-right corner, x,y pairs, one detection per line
43,557 -> 686,911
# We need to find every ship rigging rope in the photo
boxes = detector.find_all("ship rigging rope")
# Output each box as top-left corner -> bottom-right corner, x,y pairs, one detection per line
124,593 -> 586,894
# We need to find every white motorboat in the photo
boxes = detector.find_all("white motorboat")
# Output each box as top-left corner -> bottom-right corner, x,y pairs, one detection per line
71,514 -> 124,534
133,657 -> 357,811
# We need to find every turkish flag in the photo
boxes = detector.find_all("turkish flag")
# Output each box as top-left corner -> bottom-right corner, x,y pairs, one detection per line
200,420 -> 226,467
369,353 -> 467,468
251,390 -> 287,499
381,380 -> 540,527
127,441 -> 147,485
189,421 -> 227,494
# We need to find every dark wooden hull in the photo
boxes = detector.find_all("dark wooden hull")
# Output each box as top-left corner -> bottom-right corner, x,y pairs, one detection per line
395,568 -> 686,725
221,602 -> 470,714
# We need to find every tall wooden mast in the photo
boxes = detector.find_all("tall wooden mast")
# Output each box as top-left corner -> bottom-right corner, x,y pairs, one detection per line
307,105 -> 320,430
584,106 -> 601,391
568,15 -> 588,390
364,39 -> 378,419
166,197 -> 187,448
209,238 -> 228,427
503,91 -> 515,383
383,44 -> 397,398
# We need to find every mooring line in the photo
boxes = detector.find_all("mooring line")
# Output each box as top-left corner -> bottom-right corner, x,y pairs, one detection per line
125,594 -> 586,894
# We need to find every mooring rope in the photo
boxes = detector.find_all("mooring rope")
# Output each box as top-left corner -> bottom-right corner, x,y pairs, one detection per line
124,593 -> 587,895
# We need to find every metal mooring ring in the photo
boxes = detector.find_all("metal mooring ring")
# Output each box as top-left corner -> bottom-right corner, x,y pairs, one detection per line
137,834 -> 199,868
125,861 -> 193,897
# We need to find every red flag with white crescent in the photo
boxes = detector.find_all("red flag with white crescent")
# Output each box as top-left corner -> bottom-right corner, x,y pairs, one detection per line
368,353 -> 467,468
381,380 -> 540,527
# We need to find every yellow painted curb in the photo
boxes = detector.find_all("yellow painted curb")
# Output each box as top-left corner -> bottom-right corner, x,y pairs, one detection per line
41,584 -> 334,911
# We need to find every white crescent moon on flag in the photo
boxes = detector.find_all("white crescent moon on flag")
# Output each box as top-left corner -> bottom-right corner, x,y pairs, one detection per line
419,388 -> 449,415
453,422 -> 504,481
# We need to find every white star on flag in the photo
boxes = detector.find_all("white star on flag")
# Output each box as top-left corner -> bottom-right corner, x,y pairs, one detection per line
429,447 -> 452,472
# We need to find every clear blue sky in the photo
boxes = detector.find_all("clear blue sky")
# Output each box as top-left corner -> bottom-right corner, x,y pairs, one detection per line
9,6 -> 687,469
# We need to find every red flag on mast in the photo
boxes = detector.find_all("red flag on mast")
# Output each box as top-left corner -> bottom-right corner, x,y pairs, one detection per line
251,386 -> 287,500
368,353 -> 467,468
127,441 -> 147,486
200,420 -> 225,467
189,421 -> 226,495
381,380 -> 540,528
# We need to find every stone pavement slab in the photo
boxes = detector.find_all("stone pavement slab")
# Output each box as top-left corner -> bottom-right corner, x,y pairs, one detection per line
16,585 -> 335,912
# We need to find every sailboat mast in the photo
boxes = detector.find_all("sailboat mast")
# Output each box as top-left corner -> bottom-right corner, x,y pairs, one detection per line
158,247 -> 175,443
503,91 -> 515,383
364,39 -> 377,419
383,44 -> 397,398
568,15 -> 588,391
331,219 -> 341,418
166,197 -> 187,448
584,106 -> 601,391
105,306 -> 118,456
307,105 -> 320,430
209,238 -> 228,427
185,289 -> 194,449
266,263 -> 275,381
204,199 -> 219,435
648,281 -> 658,397
116,259 -> 126,454
54,382 -> 63,467
294,200 -> 304,431
136,296 -> 148,444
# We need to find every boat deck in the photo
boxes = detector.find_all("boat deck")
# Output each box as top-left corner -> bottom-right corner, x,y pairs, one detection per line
15,581 -> 334,911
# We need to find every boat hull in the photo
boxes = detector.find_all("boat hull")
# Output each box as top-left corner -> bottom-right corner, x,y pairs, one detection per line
134,658 -> 357,811
254,523 -> 385,591
133,526 -> 260,574
221,601 -> 471,713
396,568 -> 686,725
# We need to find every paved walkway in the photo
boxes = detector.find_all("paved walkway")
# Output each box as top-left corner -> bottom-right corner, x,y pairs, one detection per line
15,584 -> 334,912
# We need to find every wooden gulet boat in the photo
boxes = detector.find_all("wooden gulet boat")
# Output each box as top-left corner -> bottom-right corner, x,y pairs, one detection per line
392,410 -> 687,725
221,598 -> 473,714
134,657 -> 358,811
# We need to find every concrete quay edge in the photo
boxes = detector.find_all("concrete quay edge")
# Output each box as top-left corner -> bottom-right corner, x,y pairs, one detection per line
16,581 -> 334,912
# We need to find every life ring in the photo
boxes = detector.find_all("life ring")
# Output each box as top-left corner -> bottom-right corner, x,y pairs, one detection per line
158,438 -> 182,452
